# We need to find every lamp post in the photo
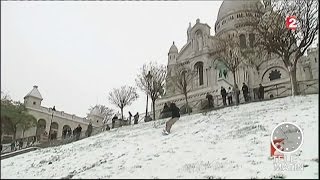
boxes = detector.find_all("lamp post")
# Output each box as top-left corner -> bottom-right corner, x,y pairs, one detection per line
146,71 -> 152,120
48,106 -> 56,142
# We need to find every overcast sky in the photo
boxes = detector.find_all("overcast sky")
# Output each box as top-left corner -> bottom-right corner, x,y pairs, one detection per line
1,1 -> 223,117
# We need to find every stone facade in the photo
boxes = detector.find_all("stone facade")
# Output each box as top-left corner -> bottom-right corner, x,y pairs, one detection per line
2,86 -> 104,142
155,0 -> 319,118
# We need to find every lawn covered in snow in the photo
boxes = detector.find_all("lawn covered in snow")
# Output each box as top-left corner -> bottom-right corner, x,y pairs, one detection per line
1,94 -> 319,179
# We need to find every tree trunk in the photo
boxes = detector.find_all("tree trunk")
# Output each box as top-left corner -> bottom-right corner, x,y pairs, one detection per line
184,93 -> 190,115
22,129 -> 25,138
120,107 -> 124,121
232,70 -> 237,87
145,94 -> 149,115
152,100 -> 156,121
13,126 -> 17,141
289,67 -> 299,96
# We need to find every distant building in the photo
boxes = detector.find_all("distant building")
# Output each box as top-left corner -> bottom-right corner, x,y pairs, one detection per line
155,0 -> 319,118
1,86 -> 104,142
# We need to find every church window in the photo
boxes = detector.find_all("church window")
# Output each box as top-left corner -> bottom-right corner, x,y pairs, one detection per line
237,13 -> 243,18
249,33 -> 255,48
315,58 -> 317,63
239,34 -> 246,48
269,69 -> 281,81
33,101 -> 36,105
194,62 -> 204,86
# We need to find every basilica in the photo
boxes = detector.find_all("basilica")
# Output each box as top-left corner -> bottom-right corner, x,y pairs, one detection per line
155,0 -> 319,117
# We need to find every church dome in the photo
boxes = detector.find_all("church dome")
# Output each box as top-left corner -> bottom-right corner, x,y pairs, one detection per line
215,0 -> 263,35
217,0 -> 263,23
168,41 -> 178,54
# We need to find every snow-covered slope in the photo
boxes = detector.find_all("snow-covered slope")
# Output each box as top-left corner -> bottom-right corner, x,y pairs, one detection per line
1,95 -> 319,179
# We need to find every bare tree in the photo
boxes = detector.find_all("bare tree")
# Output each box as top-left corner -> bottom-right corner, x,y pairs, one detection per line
215,33 -> 245,87
108,86 -> 138,120
87,105 -> 114,124
253,0 -> 319,95
171,64 -> 197,115
136,61 -> 166,121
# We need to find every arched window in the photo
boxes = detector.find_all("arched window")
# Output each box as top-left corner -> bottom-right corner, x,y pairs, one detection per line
269,69 -> 281,81
239,34 -> 246,48
36,119 -> 46,141
194,62 -> 204,86
249,33 -> 255,48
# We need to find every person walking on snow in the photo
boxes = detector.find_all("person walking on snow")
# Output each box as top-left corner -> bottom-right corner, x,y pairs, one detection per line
86,122 -> 93,137
206,92 -> 214,108
134,112 -> 139,124
220,86 -> 227,106
227,87 -> 233,105
163,103 -> 180,135
128,111 -> 133,125
75,124 -> 82,141
258,84 -> 265,100
242,82 -> 249,102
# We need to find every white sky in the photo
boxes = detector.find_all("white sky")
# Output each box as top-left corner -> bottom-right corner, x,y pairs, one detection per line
1,1 -> 223,117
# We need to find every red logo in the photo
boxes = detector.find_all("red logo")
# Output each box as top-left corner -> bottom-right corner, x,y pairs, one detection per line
271,138 -> 284,158
286,16 -> 297,31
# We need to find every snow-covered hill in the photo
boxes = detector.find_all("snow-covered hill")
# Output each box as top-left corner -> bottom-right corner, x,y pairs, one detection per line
1,95 -> 319,179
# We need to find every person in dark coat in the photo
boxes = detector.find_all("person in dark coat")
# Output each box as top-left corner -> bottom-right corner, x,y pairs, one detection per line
258,84 -> 265,100
62,129 -> 67,139
161,103 -> 171,118
128,111 -> 133,125
86,122 -> 93,137
75,124 -> 82,140
242,82 -> 249,102
134,112 -> 139,124
163,103 -> 169,112
10,141 -> 15,151
112,115 -> 118,128
220,86 -> 227,106
164,103 -> 180,134
66,128 -> 71,138
18,139 -> 23,150
106,124 -> 111,131
206,92 -> 214,108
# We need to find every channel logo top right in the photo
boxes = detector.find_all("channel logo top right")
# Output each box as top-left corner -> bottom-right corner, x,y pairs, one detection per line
286,16 -> 297,31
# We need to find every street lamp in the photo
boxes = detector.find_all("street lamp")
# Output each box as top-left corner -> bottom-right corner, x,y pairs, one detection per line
145,71 -> 152,121
48,106 -> 56,142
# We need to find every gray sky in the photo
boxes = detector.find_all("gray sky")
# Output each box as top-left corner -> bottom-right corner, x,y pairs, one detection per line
1,1 -> 222,117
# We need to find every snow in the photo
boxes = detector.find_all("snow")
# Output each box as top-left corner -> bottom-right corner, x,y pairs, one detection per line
1,94 -> 319,179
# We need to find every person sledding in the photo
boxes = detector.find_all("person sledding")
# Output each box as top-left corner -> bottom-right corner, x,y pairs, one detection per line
163,103 -> 180,135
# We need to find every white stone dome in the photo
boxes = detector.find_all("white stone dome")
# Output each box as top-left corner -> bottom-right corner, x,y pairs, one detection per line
217,0 -> 263,23
215,0 -> 263,35
168,42 -> 178,54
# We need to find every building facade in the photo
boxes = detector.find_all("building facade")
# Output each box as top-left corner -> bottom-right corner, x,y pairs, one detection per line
155,0 -> 319,117
2,86 -> 105,142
